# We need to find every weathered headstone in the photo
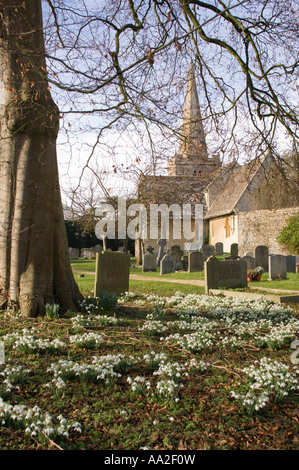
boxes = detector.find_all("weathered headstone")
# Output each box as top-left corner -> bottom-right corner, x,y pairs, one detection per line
240,255 -> 255,270
215,242 -> 223,256
94,252 -> 130,296
255,245 -> 269,271
286,255 -> 296,273
156,238 -> 167,267
245,251 -> 254,258
188,251 -> 204,272
182,255 -> 188,271
142,253 -> 157,272
205,256 -> 247,293
230,243 -> 238,257
160,254 -> 175,275
170,244 -> 183,270
201,245 -> 215,261
268,255 -> 286,280
69,247 -> 79,259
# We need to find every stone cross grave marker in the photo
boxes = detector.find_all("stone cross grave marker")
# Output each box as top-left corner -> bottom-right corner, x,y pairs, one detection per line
94,252 -> 130,296
269,255 -> 286,280
160,254 -> 175,275
170,244 -> 183,270
188,251 -> 204,272
255,245 -> 268,271
205,256 -> 247,293
156,238 -> 167,267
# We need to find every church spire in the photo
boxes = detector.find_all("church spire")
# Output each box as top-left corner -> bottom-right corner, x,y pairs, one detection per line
178,61 -> 208,162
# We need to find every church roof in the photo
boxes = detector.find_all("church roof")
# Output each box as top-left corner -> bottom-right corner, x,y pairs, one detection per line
204,158 -> 268,219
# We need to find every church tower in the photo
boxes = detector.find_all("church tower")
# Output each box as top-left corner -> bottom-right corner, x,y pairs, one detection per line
167,62 -> 221,176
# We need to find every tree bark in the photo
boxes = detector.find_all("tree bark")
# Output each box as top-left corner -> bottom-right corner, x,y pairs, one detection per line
0,0 -> 83,316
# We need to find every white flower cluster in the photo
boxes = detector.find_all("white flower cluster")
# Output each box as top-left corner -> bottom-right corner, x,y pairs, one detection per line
162,329 -> 214,352
143,351 -> 168,369
0,398 -> 81,440
71,314 -> 93,329
46,354 -> 135,392
127,376 -> 151,394
69,332 -> 104,349
3,328 -> 66,353
118,292 -> 136,302
254,321 -> 299,350
230,357 -> 299,415
0,363 -> 31,398
138,320 -> 168,336
153,361 -> 189,381
136,292 -> 296,353
155,378 -> 180,400
71,314 -> 119,330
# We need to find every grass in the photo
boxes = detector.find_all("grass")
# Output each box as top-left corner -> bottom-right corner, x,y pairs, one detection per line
0,288 -> 298,451
71,259 -> 298,293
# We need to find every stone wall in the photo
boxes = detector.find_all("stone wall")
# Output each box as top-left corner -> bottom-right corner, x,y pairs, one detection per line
238,207 -> 299,255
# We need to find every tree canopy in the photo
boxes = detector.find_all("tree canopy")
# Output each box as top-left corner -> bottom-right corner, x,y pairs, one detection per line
40,0 -> 299,199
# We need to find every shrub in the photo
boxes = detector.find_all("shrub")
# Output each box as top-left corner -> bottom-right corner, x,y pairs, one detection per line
278,213 -> 299,254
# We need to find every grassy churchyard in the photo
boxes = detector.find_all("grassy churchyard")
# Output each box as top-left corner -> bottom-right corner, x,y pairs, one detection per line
0,258 -> 298,450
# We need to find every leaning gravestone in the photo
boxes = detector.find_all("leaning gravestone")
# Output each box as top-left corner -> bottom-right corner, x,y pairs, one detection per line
160,254 -> 175,275
201,245 -> 214,261
188,251 -> 204,272
286,255 -> 296,273
240,255 -> 255,270
205,256 -> 247,294
94,252 -> 130,296
215,242 -> 223,256
142,252 -> 157,272
230,243 -> 238,257
269,255 -> 286,280
255,245 -> 269,271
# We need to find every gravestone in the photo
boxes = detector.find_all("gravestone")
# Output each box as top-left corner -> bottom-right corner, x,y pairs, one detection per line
240,255 -> 255,270
245,251 -> 254,258
230,243 -> 238,257
94,252 -> 130,296
255,245 -> 269,271
69,247 -> 79,259
160,254 -> 175,275
188,251 -> 204,272
205,256 -> 247,294
156,238 -> 167,267
215,242 -> 223,256
201,245 -> 215,261
142,253 -> 157,272
170,244 -> 183,270
182,255 -> 188,271
286,255 -> 296,273
268,255 -> 286,280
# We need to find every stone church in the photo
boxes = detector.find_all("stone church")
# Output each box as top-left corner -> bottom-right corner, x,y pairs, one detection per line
136,63 -> 298,260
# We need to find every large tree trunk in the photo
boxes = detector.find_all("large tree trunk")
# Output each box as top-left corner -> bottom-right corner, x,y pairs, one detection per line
0,0 -> 83,316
